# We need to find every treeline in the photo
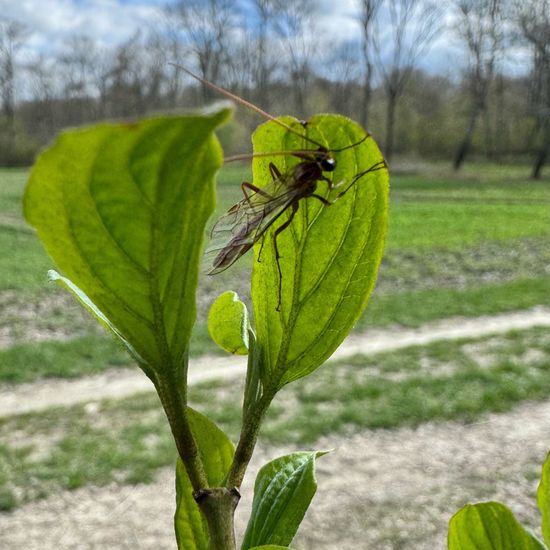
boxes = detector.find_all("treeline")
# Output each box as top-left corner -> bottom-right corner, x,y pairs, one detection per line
0,0 -> 549,177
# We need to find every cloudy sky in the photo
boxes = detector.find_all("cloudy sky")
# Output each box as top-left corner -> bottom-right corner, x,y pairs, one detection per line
0,0 -> 528,78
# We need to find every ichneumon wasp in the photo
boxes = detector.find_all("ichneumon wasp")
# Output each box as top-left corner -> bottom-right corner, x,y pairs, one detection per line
175,65 -> 387,310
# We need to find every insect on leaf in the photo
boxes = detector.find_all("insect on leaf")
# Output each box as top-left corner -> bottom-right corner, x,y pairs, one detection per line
250,114 -> 389,389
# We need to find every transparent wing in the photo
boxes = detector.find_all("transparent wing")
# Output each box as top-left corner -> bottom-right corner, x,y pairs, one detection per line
206,172 -> 299,274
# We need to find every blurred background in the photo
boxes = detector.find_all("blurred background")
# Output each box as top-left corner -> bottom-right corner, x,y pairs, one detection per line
0,0 -> 549,171
0,1 -> 549,549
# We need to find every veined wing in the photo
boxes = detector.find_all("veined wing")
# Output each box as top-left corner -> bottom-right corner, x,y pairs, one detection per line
206,172 -> 299,274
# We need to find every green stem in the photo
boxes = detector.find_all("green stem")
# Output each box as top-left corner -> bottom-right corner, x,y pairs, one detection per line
155,372 -> 208,491
194,487 -> 240,550
226,390 -> 275,488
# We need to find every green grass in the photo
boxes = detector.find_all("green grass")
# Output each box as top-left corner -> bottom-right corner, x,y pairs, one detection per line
0,227 -> 53,292
0,335 -> 130,383
2,163 -> 549,290
264,325 -> 550,443
358,276 -> 550,330
0,169 -> 54,292
0,163 -> 548,383
0,276 -> 547,384
0,326 -> 547,510
387,200 -> 548,249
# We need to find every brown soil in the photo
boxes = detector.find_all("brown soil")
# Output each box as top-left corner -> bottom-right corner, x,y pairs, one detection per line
0,398 -> 547,549
1,308 -> 549,549
1,307 -> 548,417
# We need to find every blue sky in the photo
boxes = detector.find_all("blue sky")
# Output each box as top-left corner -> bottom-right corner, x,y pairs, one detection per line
0,0 -> 529,79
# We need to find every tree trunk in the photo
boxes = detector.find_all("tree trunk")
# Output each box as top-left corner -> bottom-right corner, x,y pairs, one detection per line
2,55 -> 16,159
531,126 -> 550,179
385,90 -> 397,163
361,60 -> 373,129
453,104 -> 482,171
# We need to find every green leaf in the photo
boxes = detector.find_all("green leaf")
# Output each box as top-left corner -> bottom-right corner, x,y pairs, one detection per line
250,115 -> 388,388
175,407 -> 235,550
538,452 -> 550,546
24,108 -> 232,373
448,502 -> 547,550
248,546 -> 296,549
241,451 -> 327,549
208,291 -> 250,354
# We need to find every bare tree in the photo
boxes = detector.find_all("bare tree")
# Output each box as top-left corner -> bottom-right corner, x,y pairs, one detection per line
249,0 -> 279,110
373,0 -> 441,162
452,0 -> 507,170
59,36 -> 97,98
163,27 -> 186,108
514,0 -> 550,179
166,0 -> 239,100
58,35 -> 100,124
26,55 -> 59,139
325,40 -> 361,117
0,18 -> 26,154
273,0 -> 319,117
358,0 -> 383,128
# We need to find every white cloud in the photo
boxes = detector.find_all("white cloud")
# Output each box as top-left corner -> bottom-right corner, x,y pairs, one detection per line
0,0 -> 529,78
316,0 -> 362,43
0,0 -> 162,60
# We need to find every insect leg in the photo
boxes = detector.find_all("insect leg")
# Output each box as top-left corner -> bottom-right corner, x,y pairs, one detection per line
312,176 -> 336,204
320,175 -> 336,190
253,207 -> 269,264
269,162 -> 282,180
273,201 -> 299,311
310,194 -> 332,205
257,234 -> 266,262
241,182 -> 273,205
334,160 -> 388,200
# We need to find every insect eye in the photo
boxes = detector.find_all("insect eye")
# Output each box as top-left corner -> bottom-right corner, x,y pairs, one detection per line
321,158 -> 336,172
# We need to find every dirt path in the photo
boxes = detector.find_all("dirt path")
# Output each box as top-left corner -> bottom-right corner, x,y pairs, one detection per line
1,307 -> 549,418
1,397 -> 548,549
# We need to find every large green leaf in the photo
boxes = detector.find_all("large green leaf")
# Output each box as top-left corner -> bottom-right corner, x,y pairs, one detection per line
538,452 -> 550,546
175,407 -> 235,550
448,502 -> 546,549
241,451 -> 326,549
250,115 -> 388,388
24,108 -> 231,372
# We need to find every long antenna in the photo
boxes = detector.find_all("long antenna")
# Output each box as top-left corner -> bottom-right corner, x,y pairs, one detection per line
170,63 -> 326,149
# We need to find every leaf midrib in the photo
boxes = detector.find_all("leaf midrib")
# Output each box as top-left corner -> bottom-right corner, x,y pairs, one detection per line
273,124 -> 363,382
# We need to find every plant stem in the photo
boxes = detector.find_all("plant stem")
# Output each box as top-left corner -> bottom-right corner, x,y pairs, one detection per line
226,390 -> 275,488
155,373 -> 208,491
194,487 -> 240,550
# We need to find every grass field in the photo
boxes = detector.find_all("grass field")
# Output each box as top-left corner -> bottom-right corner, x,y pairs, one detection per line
0,159 -> 549,519
0,325 -> 548,511
0,163 -> 548,382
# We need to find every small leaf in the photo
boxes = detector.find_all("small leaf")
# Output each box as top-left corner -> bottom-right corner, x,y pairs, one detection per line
250,115 -> 388,388
241,451 -> 327,549
24,108 -> 232,373
538,452 -> 550,546
175,407 -> 235,550
448,502 -> 546,550
208,291 -> 250,354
